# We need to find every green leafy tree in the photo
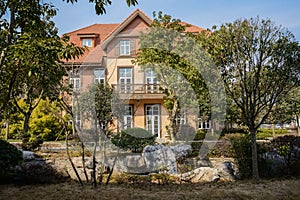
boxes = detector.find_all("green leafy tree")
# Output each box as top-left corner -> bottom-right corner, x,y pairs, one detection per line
135,12 -> 209,142
0,0 -> 138,117
30,99 -> 67,141
77,83 -> 116,187
1,99 -> 67,143
0,1 -> 85,149
276,87 -> 300,135
202,17 -> 300,180
63,0 -> 138,15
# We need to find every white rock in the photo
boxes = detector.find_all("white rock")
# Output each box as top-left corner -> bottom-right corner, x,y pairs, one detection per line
22,150 -> 35,161
142,144 -> 191,174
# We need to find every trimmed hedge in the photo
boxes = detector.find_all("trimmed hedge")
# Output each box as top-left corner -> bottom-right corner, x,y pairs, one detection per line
111,128 -> 157,153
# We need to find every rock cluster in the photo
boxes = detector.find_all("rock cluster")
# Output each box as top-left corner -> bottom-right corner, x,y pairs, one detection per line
17,145 -> 237,183
179,160 -> 236,182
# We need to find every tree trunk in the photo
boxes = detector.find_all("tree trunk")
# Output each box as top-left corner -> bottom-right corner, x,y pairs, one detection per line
81,142 -> 89,183
5,119 -> 9,140
92,142 -> 97,188
250,129 -> 259,181
106,148 -> 120,185
66,131 -> 84,187
169,99 -> 179,143
22,112 -> 31,146
296,115 -> 300,136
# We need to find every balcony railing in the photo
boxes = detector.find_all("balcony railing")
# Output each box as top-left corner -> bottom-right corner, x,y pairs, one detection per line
112,84 -> 162,94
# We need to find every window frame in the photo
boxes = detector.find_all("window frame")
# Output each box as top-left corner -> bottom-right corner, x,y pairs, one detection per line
118,67 -> 133,92
94,68 -> 105,84
120,40 -> 130,56
82,38 -> 93,47
69,70 -> 81,90
145,104 -> 161,137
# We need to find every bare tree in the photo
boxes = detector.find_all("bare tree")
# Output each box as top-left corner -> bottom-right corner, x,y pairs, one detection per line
205,17 -> 300,180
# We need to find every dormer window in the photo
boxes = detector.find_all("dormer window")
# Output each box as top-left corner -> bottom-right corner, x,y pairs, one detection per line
120,40 -> 130,55
82,38 -> 93,47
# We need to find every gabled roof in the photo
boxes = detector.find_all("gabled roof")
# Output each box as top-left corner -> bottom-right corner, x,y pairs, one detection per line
63,9 -> 206,64
63,23 -> 118,63
101,9 -> 152,49
65,23 -> 118,46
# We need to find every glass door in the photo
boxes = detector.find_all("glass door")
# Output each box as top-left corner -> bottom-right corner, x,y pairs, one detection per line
145,105 -> 160,137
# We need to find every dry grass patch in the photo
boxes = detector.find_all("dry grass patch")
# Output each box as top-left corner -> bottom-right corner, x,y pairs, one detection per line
1,179 -> 300,200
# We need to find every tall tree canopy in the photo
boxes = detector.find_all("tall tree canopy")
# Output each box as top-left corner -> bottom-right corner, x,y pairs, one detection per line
0,0 -> 85,148
63,0 -> 138,15
201,17 -> 300,180
134,12 -> 210,142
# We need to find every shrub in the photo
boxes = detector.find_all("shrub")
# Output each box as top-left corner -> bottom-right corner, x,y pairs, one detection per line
227,134 -> 267,179
111,128 -> 157,153
189,129 -> 207,157
227,134 -> 252,179
207,140 -> 232,158
270,135 -> 300,176
2,99 -> 66,144
22,135 -> 44,151
256,128 -> 288,140
221,128 -> 248,137
0,139 -> 23,178
113,173 -> 151,184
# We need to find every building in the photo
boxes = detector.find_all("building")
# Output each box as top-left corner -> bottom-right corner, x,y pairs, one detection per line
63,9 -> 207,142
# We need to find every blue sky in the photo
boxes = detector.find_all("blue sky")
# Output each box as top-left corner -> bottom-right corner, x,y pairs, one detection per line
51,0 -> 300,42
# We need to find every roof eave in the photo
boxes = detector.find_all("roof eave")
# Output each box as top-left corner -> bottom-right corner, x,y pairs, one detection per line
101,10 -> 152,49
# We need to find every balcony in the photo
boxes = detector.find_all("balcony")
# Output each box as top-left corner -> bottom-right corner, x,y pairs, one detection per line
112,84 -> 164,99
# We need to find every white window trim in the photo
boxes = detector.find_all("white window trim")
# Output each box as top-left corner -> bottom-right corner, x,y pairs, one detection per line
82,38 -> 93,47
124,105 -> 133,130
145,104 -> 160,137
198,119 -> 211,130
118,105 -> 133,130
119,67 -> 132,92
175,111 -> 187,125
120,40 -> 130,56
69,70 -> 80,90
94,68 -> 105,84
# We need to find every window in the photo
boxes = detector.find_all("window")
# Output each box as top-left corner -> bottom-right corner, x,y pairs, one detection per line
119,67 -> 132,92
145,68 -> 159,93
69,70 -> 80,90
175,111 -> 187,125
198,119 -> 211,129
82,38 -> 92,47
94,69 -> 105,84
119,105 -> 133,130
146,105 -> 160,137
74,113 -> 81,129
120,40 -> 130,55
198,110 -> 210,130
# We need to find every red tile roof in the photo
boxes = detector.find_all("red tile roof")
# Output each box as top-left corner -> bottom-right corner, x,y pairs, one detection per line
63,9 -> 206,64
64,24 -> 118,63
101,9 -> 152,49
180,22 -> 206,33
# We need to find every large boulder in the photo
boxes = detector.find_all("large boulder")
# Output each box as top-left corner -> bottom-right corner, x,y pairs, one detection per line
142,144 -> 191,174
179,160 -> 236,183
180,167 -> 220,183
